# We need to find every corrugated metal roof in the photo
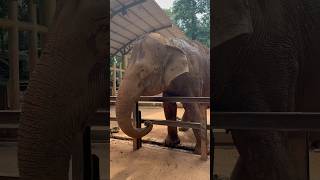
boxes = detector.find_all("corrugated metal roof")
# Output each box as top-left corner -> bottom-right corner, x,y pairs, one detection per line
110,0 -> 185,57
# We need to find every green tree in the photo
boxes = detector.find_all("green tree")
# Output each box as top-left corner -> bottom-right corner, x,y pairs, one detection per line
168,0 -> 210,47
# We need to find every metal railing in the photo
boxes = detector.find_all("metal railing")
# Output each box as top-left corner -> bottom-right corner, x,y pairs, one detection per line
3,96 -> 320,179
110,96 -> 210,160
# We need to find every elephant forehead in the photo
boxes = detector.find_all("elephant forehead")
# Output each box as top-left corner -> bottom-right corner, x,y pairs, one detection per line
213,0 -> 253,47
148,33 -> 167,43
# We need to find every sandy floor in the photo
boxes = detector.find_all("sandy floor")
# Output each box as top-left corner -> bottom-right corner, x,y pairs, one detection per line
110,139 -> 209,180
0,140 -> 209,180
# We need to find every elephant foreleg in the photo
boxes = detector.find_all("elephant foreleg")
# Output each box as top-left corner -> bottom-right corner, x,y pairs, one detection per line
178,111 -> 190,131
231,130 -> 297,180
164,101 -> 180,147
183,103 -> 208,154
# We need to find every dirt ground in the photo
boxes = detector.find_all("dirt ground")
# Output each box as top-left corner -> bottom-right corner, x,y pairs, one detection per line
110,139 -> 210,180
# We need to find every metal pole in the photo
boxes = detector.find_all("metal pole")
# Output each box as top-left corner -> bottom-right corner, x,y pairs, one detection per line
133,102 -> 141,150
8,0 -> 19,109
92,154 -> 100,180
137,110 -> 142,148
200,109 -> 208,160
211,127 -> 215,179
83,126 -> 92,179
306,131 -> 310,180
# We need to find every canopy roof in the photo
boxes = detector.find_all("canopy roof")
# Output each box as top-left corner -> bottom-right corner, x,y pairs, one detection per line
110,0 -> 185,57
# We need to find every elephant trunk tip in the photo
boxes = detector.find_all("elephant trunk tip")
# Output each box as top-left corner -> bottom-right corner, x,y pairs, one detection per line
117,118 -> 153,138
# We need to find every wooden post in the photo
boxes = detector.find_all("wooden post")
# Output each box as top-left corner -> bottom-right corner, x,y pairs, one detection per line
112,62 -> 116,96
7,0 -> 20,109
200,109 -> 208,160
123,54 -> 128,69
119,62 -> 122,80
39,0 -> 56,48
28,0 -> 38,73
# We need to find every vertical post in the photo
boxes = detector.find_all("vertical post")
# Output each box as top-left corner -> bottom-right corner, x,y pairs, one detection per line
28,0 -> 38,73
119,62 -> 122,80
200,109 -> 208,160
7,0 -> 20,109
83,126 -> 92,180
306,132 -> 310,180
39,0 -> 56,47
137,110 -> 142,148
112,62 -> 116,96
211,112 -> 215,177
92,154 -> 100,180
72,132 -> 84,180
123,54 -> 128,69
133,102 -> 141,150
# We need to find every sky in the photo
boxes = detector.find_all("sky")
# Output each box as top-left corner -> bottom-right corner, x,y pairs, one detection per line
154,0 -> 174,9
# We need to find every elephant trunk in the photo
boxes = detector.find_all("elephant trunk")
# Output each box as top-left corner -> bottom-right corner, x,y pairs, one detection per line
116,77 -> 153,138
18,54 -> 72,180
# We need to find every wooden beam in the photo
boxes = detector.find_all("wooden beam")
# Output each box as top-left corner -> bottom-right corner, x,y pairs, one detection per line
7,0 -> 19,110
0,19 -> 48,33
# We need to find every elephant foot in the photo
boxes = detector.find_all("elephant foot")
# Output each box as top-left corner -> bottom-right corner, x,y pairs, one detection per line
164,135 -> 180,147
193,144 -> 209,155
178,127 -> 189,131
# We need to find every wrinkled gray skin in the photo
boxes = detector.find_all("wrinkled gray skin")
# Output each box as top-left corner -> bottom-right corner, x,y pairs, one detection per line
18,1 -> 108,179
213,0 -> 320,179
116,33 -> 209,154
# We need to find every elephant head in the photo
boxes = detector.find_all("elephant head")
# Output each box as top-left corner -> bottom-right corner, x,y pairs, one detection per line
116,33 -> 189,138
213,0 -> 253,47
18,1 -> 108,179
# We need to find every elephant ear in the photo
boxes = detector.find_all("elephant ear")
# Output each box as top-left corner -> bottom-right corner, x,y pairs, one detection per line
164,45 -> 189,87
213,0 -> 253,47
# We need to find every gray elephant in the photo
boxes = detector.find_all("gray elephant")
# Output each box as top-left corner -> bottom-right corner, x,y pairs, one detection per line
18,1 -> 108,179
213,0 -> 320,179
116,33 -> 210,154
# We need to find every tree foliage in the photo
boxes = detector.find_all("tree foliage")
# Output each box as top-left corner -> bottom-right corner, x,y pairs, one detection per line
164,0 -> 210,47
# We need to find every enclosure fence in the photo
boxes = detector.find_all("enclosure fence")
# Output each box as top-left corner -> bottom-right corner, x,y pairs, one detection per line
0,0 -> 56,110
2,96 -> 320,179
110,55 -> 127,96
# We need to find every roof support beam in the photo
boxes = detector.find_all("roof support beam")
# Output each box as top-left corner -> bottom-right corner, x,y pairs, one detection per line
111,0 -> 146,18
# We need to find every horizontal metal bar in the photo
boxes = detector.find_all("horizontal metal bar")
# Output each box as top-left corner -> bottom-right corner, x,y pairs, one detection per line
109,117 -> 208,130
3,110 -> 320,131
213,112 -> 320,131
110,96 -> 210,103
0,176 -> 20,180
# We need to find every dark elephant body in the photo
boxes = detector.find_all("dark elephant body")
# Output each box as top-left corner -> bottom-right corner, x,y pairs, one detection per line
213,0 -> 320,179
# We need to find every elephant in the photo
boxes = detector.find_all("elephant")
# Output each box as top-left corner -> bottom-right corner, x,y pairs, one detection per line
115,33 -> 210,154
17,1 -> 108,179
213,0 -> 320,179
